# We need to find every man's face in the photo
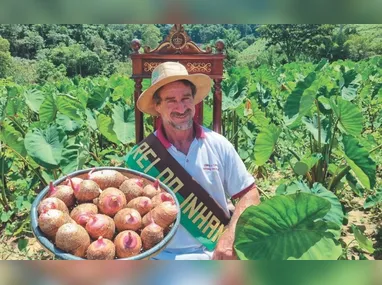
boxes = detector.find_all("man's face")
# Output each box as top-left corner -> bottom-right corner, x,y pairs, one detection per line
154,81 -> 195,131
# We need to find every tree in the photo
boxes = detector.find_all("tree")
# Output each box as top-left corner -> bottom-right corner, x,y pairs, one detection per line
48,44 -> 102,77
141,24 -> 161,49
257,24 -> 337,62
0,36 -> 12,78
14,29 -> 45,59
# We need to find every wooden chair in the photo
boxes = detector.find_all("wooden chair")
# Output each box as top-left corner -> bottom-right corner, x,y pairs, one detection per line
130,24 -> 225,143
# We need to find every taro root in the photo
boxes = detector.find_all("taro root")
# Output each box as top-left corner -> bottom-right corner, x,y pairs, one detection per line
47,181 -> 75,208
86,236 -> 116,260
71,179 -> 101,203
88,169 -> 127,190
70,203 -> 98,227
126,196 -> 153,216
55,223 -> 91,258
38,209 -> 74,239
142,179 -> 161,198
119,178 -> 144,202
114,208 -> 142,232
142,201 -> 178,228
63,176 -> 83,190
85,214 -> 115,240
140,218 -> 164,251
96,187 -> 127,217
114,230 -> 142,258
38,197 -> 69,215
151,192 -> 174,208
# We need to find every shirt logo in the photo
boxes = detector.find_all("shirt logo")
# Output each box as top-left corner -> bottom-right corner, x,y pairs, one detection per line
203,163 -> 219,171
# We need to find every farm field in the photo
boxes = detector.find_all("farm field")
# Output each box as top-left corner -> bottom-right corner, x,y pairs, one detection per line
0,24 -> 381,260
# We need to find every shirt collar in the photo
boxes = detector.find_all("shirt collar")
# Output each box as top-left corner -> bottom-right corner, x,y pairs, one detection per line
157,119 -> 206,149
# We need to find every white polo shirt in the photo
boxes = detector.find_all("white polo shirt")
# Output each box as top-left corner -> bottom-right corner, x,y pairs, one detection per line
155,122 -> 255,250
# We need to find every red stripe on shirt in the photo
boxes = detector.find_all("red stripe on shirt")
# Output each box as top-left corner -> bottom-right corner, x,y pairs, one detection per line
232,183 -> 256,200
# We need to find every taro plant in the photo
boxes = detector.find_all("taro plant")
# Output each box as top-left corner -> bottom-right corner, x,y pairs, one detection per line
0,75 -> 137,227
234,191 -> 343,260
267,58 -> 380,193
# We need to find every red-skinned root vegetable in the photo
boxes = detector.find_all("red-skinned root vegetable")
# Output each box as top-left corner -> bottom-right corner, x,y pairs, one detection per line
47,181 -> 75,208
70,203 -> 98,227
38,197 -> 69,215
55,223 -> 91,258
119,178 -> 144,202
85,214 -> 115,240
114,230 -> 142,258
71,179 -> 101,203
151,192 -> 174,208
63,176 -> 83,190
142,179 -> 161,198
86,236 -> 116,260
88,169 -> 127,190
38,209 -> 74,239
114,208 -> 142,232
142,201 -> 178,228
126,197 -> 153,216
140,218 -> 164,250
96,187 -> 127,217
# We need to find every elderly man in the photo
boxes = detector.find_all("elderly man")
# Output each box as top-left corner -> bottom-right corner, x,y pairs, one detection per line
126,61 -> 260,260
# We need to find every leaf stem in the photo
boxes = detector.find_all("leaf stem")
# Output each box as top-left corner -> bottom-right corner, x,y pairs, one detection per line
3,145 -> 47,187
315,100 -> 322,152
256,185 -> 271,200
369,144 -> 382,154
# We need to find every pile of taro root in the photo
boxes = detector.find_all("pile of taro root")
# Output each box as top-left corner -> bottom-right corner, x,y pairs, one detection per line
37,169 -> 178,260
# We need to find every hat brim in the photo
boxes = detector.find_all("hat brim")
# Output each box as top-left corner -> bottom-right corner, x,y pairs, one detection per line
137,74 -> 212,116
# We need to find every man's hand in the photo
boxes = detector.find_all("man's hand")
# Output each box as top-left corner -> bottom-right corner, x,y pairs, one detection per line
212,229 -> 237,260
212,185 -> 260,260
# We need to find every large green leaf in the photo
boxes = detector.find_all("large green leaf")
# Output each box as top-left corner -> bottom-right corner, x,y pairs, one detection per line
340,69 -> 361,101
284,72 -> 316,127
56,94 -> 84,122
56,113 -> 83,133
0,97 -> 7,122
343,135 -> 376,189
60,142 -> 88,174
254,124 -> 281,166
351,224 -> 375,254
364,188 -> 382,209
6,96 -> 26,118
24,125 -> 67,169
330,97 -> 363,136
299,89 -> 316,116
96,114 -> 119,144
24,89 -> 45,113
85,109 -> 98,131
310,183 -> 344,227
39,94 -> 57,123
87,86 -> 110,110
73,88 -> 89,109
283,181 -> 344,227
302,115 -> 329,144
0,122 -> 27,157
234,192 -> 342,260
111,103 -> 135,144
302,153 -> 322,170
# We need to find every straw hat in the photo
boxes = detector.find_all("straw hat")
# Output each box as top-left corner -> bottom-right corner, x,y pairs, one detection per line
137,62 -> 212,116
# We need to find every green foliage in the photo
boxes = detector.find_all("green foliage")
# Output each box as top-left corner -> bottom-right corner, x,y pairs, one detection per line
141,25 -> 161,49
36,60 -> 66,83
235,192 -> 342,260
257,24 -> 337,62
0,36 -> 12,78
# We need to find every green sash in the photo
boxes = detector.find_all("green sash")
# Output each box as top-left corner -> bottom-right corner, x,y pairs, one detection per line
125,134 -> 230,250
